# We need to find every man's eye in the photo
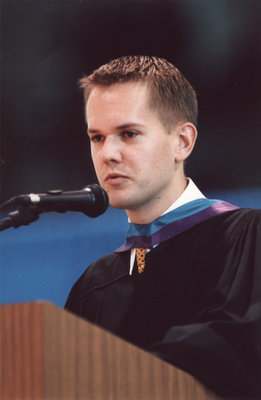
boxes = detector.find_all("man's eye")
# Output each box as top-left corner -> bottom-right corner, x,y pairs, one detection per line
90,135 -> 103,143
122,131 -> 138,139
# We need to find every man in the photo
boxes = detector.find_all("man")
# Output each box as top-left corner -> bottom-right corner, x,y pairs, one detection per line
65,56 -> 261,398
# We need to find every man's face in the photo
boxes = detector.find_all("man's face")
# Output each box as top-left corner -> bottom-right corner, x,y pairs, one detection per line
86,81 -> 184,222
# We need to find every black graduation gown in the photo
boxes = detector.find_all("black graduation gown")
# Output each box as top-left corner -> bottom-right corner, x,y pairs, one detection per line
65,208 -> 261,399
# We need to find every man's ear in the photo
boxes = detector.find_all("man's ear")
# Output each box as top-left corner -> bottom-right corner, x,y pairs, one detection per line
174,122 -> 197,163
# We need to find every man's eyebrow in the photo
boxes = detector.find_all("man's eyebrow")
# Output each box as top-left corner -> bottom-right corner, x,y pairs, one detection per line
87,128 -> 99,134
116,123 -> 145,130
88,123 -> 145,134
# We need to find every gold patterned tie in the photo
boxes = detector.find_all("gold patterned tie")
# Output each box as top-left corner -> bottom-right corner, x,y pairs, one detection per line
136,248 -> 147,273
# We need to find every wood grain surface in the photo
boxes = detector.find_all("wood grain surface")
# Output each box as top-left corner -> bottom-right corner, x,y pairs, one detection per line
0,302 -> 222,400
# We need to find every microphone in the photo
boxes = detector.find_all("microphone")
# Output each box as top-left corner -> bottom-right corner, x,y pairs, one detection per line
3,184 -> 109,218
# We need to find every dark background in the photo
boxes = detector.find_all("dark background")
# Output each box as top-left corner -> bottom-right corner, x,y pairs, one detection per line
1,0 -> 261,202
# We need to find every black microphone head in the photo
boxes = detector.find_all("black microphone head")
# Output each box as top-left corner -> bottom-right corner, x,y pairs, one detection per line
83,184 -> 109,217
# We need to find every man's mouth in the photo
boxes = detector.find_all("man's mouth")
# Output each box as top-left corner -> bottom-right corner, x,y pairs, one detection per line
105,173 -> 128,184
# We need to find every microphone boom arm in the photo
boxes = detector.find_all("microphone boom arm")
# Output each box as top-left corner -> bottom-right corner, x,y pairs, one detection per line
0,206 -> 40,231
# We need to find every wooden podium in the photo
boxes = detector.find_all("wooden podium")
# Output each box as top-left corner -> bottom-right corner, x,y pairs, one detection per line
0,302 -> 221,399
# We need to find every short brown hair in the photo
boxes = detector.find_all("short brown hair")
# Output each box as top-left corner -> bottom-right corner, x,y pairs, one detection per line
79,55 -> 198,130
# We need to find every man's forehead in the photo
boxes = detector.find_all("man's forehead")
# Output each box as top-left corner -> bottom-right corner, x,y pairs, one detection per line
87,81 -> 149,103
85,81 -> 152,121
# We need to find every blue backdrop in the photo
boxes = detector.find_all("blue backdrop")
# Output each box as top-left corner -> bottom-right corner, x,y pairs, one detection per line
1,188 -> 260,308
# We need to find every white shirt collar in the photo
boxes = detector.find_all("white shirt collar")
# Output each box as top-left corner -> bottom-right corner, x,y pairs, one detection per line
129,178 -> 205,275
163,178 -> 205,214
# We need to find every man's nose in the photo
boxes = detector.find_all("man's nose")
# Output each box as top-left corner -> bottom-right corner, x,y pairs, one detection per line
102,136 -> 123,163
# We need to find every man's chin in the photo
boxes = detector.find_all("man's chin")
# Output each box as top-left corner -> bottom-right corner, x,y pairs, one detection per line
108,194 -> 133,210
106,187 -> 142,211
108,200 -> 129,210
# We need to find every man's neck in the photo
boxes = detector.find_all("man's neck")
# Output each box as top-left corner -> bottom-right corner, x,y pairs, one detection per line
126,176 -> 188,224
